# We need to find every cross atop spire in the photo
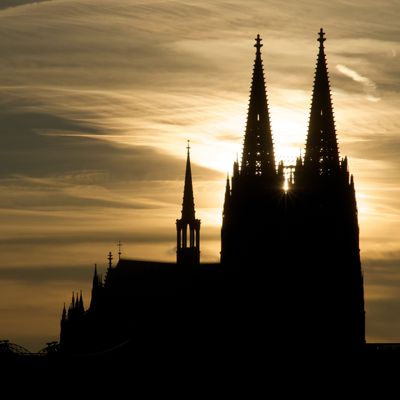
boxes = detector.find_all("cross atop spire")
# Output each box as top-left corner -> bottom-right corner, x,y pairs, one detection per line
254,34 -> 263,53
318,28 -> 326,45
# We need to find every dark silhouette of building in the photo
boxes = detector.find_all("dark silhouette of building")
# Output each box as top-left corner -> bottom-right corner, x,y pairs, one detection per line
176,142 -> 201,265
59,29 -> 365,356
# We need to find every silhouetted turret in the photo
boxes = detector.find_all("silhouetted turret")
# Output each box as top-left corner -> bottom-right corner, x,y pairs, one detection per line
176,142 -> 200,265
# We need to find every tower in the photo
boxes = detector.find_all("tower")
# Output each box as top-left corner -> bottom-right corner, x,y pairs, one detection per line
241,34 -> 276,178
294,28 -> 365,350
176,142 -> 200,265
221,34 -> 284,269
304,28 -> 339,176
221,30 -> 365,351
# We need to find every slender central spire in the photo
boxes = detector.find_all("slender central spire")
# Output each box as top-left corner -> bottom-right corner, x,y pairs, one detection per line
181,140 -> 195,220
241,34 -> 275,177
304,28 -> 339,175
177,142 -> 200,265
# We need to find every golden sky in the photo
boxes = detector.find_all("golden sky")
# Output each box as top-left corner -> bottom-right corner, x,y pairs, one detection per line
0,0 -> 399,350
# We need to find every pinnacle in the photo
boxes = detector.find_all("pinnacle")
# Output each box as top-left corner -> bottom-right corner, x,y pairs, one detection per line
241,34 -> 276,177
181,143 -> 196,220
305,29 -> 339,175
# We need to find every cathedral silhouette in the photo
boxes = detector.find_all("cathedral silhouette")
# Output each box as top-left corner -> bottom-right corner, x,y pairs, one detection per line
60,29 -> 365,356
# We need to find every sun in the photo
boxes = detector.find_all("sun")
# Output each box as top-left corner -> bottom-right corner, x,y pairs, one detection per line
271,105 -> 308,167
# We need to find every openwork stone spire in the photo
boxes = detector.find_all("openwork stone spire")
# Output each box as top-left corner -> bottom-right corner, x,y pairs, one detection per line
241,34 -> 275,177
304,28 -> 339,175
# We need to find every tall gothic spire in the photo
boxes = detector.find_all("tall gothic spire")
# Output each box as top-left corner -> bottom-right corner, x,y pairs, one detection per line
176,142 -> 200,265
241,34 -> 275,177
181,141 -> 195,220
304,28 -> 339,175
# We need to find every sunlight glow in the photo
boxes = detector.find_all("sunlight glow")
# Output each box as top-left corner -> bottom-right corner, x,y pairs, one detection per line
283,179 -> 289,192
271,105 -> 308,166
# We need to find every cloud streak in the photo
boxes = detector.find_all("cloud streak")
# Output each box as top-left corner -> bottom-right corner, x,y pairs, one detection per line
0,0 -> 50,11
336,64 -> 380,102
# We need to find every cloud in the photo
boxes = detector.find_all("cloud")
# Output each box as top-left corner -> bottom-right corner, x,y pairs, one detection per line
336,64 -> 380,102
0,92 -> 219,181
0,230 -> 174,247
0,0 -> 50,11
0,265 -> 92,284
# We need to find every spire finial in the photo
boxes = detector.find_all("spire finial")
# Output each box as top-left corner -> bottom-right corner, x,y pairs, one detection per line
118,241 -> 122,260
108,251 -> 113,269
318,28 -> 326,45
254,34 -> 263,53
186,139 -> 190,153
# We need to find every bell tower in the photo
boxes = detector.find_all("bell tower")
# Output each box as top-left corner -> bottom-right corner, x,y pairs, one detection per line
176,142 -> 200,265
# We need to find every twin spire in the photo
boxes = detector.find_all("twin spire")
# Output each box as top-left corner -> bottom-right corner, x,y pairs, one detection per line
304,28 -> 339,175
240,29 -> 339,179
178,29 -> 338,266
241,34 -> 275,177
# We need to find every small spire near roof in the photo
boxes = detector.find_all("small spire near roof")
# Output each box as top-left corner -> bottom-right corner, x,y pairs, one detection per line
118,240 -> 122,260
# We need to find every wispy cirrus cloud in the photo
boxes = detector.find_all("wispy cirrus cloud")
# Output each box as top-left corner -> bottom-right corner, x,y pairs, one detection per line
336,64 -> 381,102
